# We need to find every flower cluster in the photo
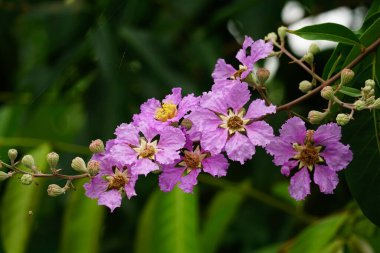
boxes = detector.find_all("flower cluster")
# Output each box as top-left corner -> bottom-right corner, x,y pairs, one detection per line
84,35 -> 353,211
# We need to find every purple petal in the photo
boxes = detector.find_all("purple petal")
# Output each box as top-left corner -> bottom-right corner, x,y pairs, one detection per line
202,154 -> 229,177
84,176 -> 108,199
159,166 -> 184,192
157,126 -> 185,151
98,190 -> 122,212
279,117 -> 307,144
211,79 -> 242,93
281,160 -> 299,177
187,109 -> 221,132
124,173 -> 138,199
212,58 -> 236,80
314,165 -> 339,194
289,168 -> 311,201
138,121 -> 161,141
266,138 -> 296,166
133,98 -> 161,125
321,142 -> 353,171
248,40 -> 273,64
225,82 -> 251,111
200,91 -> 228,114
114,123 -> 140,146
164,87 -> 182,105
156,148 -> 181,165
236,36 -> 254,65
201,128 -> 228,155
225,132 -> 255,164
314,123 -> 342,146
246,121 -> 274,147
177,93 -> 200,118
131,158 -> 159,176
110,142 -> 137,166
245,99 -> 276,119
179,169 -> 201,193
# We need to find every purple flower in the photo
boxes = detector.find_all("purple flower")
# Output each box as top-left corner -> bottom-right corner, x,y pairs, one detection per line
266,117 -> 353,200
133,88 -> 200,128
188,82 -> 276,164
212,36 -> 273,92
111,122 -> 186,176
84,140 -> 138,212
159,140 -> 229,193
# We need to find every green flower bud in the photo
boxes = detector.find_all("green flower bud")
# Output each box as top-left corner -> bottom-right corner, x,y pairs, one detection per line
308,110 -> 327,124
180,118 -> 193,130
308,43 -> 320,55
340,69 -> 355,85
0,171 -> 11,181
265,32 -> 278,43
20,174 -> 33,185
89,139 -> 105,154
365,96 -> 375,106
299,80 -> 313,93
47,184 -> 66,197
47,152 -> 59,169
336,113 -> 350,126
21,155 -> 35,169
362,85 -> 372,93
365,79 -> 376,88
370,98 -> 380,109
8,149 -> 18,162
354,100 -> 366,111
302,52 -> 314,66
256,68 -> 270,84
277,26 -> 287,42
87,160 -> 100,177
71,157 -> 88,173
321,86 -> 335,101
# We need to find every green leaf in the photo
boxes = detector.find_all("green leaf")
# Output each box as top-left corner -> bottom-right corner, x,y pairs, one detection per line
201,189 -> 244,253
1,144 -> 50,253
59,179 -> 105,253
288,23 -> 361,46
322,44 -> 352,80
287,213 -> 348,253
338,86 -> 362,97
135,188 -> 199,253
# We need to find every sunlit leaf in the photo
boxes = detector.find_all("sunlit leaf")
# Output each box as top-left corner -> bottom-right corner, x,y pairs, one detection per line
338,86 -> 362,97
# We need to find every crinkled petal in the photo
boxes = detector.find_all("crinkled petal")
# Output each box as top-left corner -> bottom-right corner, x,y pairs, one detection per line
212,58 -> 236,80
211,79 -> 242,93
164,87 -> 182,105
98,190 -> 122,212
159,166 -> 184,192
84,176 -> 108,199
202,154 -> 229,177
187,109 -> 221,132
314,123 -> 342,146
176,93 -> 200,119
314,165 -> 339,194
200,91 -> 228,114
225,82 -> 251,111
157,126 -> 185,151
246,121 -> 274,147
132,98 -> 161,125
266,138 -> 296,166
179,169 -> 201,193
225,132 -> 255,164
321,142 -> 353,171
156,148 -> 181,165
248,40 -> 273,63
131,158 -> 159,176
281,160 -> 299,177
124,173 -> 138,199
246,99 -> 276,119
201,128 -> 228,155
236,36 -> 253,65
114,123 -> 140,146
289,167 -> 311,201
138,121 -> 161,141
279,117 -> 307,144
110,142 -> 137,166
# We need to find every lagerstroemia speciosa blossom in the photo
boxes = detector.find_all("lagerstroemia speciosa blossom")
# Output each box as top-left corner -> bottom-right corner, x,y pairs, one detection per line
266,117 -> 353,200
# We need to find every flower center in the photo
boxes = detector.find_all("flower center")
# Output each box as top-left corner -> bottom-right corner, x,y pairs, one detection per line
230,65 -> 248,80
107,168 -> 130,190
219,108 -> 249,135
155,102 -> 177,122
227,116 -> 244,130
293,130 -> 323,170
133,137 -> 158,160
183,151 -> 201,169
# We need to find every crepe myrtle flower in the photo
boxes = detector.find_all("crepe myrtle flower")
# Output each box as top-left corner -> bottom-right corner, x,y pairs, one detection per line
212,36 -> 273,91
159,139 -> 229,193
84,140 -> 138,212
133,88 -> 200,128
188,82 -> 276,164
110,122 -> 186,176
266,117 -> 353,201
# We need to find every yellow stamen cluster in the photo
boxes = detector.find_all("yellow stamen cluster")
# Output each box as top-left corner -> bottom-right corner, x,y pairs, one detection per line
155,102 -> 177,122
219,108 -> 249,135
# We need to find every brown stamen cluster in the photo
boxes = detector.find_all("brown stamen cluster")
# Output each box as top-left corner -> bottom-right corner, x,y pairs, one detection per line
227,116 -> 244,131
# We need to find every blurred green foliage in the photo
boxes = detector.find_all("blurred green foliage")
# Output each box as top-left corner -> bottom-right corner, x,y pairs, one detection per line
0,0 -> 379,253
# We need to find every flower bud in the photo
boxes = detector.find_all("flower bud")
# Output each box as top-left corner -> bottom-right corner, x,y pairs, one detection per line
20,174 -> 33,185
277,26 -> 287,41
256,68 -> 270,84
89,139 -> 105,154
71,157 -> 88,173
321,86 -> 335,101
180,118 -> 193,130
87,160 -> 100,177
47,152 -> 59,169
0,171 -> 11,181
302,52 -> 314,66
340,69 -> 354,85
362,85 -> 372,93
8,149 -> 18,162
47,184 -> 66,197
370,98 -> 380,109
21,155 -> 35,169
265,32 -> 277,43
308,110 -> 327,124
308,43 -> 320,55
354,100 -> 366,111
365,96 -> 375,106
365,79 -> 375,88
336,113 -> 350,126
299,80 -> 313,93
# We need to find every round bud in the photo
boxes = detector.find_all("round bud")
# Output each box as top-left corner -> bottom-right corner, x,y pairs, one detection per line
47,152 -> 59,169
365,79 -> 375,88
308,43 -> 320,55
89,139 -> 105,154
321,86 -> 335,101
354,100 -> 366,111
299,80 -> 313,93
340,69 -> 355,85
256,68 -> 270,84
21,155 -> 35,169
87,160 -> 100,177
265,32 -> 278,43
47,184 -> 66,197
180,118 -> 193,131
370,98 -> 380,109
277,26 -> 287,41
20,174 -> 33,185
362,85 -> 372,93
365,96 -> 375,106
308,110 -> 327,124
8,149 -> 18,162
0,171 -> 11,181
71,157 -> 88,173
302,52 -> 314,66
336,114 -> 350,126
